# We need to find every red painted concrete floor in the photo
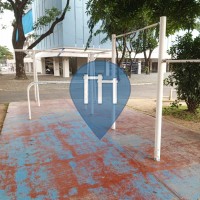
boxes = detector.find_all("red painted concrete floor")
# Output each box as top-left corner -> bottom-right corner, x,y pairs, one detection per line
0,99 -> 200,200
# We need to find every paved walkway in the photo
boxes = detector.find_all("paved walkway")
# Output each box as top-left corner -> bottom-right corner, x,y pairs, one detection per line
0,99 -> 199,199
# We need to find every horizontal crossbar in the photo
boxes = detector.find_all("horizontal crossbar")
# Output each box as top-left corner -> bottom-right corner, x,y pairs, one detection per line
164,59 -> 200,63
116,23 -> 159,38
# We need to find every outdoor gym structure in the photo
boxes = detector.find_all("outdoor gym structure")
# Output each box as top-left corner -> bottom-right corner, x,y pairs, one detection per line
15,16 -> 200,162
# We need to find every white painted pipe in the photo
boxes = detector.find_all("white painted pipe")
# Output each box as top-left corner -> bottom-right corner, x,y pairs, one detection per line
154,16 -> 167,161
84,74 -> 88,104
98,74 -> 103,104
27,81 -> 71,120
27,82 -> 35,120
111,34 -> 116,130
116,22 -> 159,38
165,59 -> 200,63
113,78 -> 117,104
32,51 -> 37,102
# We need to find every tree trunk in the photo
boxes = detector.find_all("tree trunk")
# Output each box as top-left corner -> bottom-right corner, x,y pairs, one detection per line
15,52 -> 27,79
186,99 -> 199,113
144,58 -> 150,74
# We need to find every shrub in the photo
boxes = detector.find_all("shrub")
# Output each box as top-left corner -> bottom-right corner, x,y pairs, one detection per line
165,33 -> 200,113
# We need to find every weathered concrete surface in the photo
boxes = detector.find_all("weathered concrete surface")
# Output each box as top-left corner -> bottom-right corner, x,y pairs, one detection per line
0,99 -> 199,199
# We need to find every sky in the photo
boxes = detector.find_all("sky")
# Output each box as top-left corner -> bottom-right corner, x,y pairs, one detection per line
0,10 -> 14,51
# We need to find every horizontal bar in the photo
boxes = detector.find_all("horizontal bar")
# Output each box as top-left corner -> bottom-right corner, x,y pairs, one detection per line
88,76 -> 98,80
91,49 -> 112,55
14,48 -> 112,55
164,59 -> 200,63
102,80 -> 114,84
116,23 -> 159,38
33,81 -> 70,85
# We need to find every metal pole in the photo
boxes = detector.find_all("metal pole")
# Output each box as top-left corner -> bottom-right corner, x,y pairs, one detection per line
113,78 -> 117,104
116,23 -> 159,38
165,59 -> 200,63
35,53 -> 40,107
33,51 -> 37,102
154,16 -> 166,161
27,81 -> 71,120
111,34 -> 116,130
27,82 -> 34,120
84,74 -> 88,104
32,51 -> 40,106
98,74 -> 103,104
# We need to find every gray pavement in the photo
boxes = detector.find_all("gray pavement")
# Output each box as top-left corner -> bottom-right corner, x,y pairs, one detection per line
0,73 -> 173,103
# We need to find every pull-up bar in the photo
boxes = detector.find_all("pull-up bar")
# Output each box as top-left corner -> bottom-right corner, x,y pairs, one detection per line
164,59 -> 200,63
112,17 -> 166,162
116,22 -> 159,38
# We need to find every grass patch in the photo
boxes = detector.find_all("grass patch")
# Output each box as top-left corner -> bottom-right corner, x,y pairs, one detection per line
163,105 -> 200,122
0,103 -> 9,134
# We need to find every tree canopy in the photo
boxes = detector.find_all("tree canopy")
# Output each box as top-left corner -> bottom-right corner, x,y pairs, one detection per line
0,45 -> 13,62
87,0 -> 200,70
87,0 -> 200,42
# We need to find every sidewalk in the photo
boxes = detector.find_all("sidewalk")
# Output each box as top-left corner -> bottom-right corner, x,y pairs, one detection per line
0,72 -> 171,90
0,99 -> 199,199
0,73 -> 173,103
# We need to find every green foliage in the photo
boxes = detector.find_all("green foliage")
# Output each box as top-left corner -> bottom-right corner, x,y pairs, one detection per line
165,33 -> 200,113
0,0 -> 70,79
86,0 -> 199,71
86,0 -> 200,44
0,45 -> 13,61
148,0 -> 200,34
33,7 -> 63,30
195,22 -> 200,32
163,104 -> 200,122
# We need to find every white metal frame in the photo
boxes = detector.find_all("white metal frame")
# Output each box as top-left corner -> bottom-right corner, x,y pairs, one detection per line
22,49 -> 113,120
112,16 -> 200,161
21,16 -> 200,160
154,16 -> 166,161
112,17 -> 164,161
27,81 -> 70,119
83,74 -> 118,105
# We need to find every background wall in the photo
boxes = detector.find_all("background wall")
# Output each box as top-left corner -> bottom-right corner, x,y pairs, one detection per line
32,0 -> 63,49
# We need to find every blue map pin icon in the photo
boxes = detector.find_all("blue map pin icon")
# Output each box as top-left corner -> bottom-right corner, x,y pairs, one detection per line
70,61 -> 130,139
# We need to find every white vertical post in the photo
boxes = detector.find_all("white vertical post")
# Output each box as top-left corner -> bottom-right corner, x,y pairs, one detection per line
33,50 -> 40,106
154,16 -> 166,161
53,57 -> 60,76
112,34 -> 116,130
84,74 -> 88,104
138,61 -> 141,74
98,74 -> 102,104
33,51 -> 37,101
41,58 -> 46,74
169,88 -> 173,100
113,78 -> 117,104
34,51 -> 40,107
63,58 -> 70,78
112,34 -> 116,64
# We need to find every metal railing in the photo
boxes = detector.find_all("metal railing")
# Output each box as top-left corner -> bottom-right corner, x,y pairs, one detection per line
27,81 -> 70,119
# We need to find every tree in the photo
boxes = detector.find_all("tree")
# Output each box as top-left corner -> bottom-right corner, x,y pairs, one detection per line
165,33 -> 200,113
86,0 -> 200,71
0,0 -> 70,79
195,22 -> 200,32
0,45 -> 13,63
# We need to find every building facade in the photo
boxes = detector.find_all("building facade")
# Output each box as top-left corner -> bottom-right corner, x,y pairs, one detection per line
30,0 -> 112,77
21,0 -> 173,77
